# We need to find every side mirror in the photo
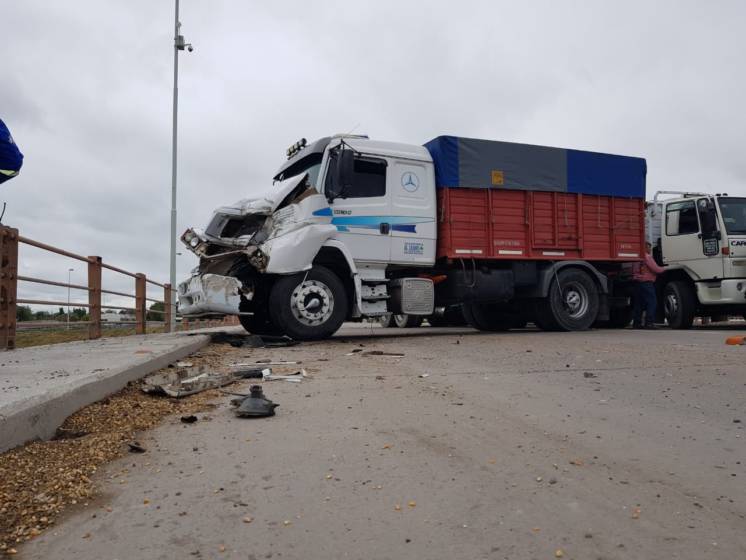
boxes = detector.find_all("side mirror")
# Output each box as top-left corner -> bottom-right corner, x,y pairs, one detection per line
327,149 -> 354,201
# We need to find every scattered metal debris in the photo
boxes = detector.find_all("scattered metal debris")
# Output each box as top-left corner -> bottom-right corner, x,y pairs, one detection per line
233,360 -> 300,366
233,385 -> 279,418
233,367 -> 272,379
264,369 -> 308,383
142,366 -> 236,398
210,332 -> 298,348
128,442 -> 146,453
180,415 -> 198,424
363,350 -> 405,357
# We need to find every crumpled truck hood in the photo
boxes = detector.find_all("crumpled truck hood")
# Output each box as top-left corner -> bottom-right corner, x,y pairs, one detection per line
213,174 -> 310,217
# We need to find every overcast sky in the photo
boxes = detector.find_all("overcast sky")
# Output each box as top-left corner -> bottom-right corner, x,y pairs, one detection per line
3,0 -> 745,309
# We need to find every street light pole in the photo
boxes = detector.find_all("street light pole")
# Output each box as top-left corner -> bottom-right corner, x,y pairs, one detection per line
170,0 -> 193,332
67,268 -> 74,330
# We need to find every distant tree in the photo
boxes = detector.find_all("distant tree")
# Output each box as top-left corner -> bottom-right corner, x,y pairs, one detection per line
71,308 -> 89,321
58,307 -> 64,316
34,310 -> 52,320
147,301 -> 165,321
16,305 -> 33,321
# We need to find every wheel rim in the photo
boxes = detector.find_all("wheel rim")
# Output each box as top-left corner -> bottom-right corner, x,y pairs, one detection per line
394,314 -> 408,328
562,281 -> 589,319
290,279 -> 334,326
664,290 -> 678,320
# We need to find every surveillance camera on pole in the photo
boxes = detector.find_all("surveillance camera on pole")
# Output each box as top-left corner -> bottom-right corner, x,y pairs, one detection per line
170,0 -> 194,332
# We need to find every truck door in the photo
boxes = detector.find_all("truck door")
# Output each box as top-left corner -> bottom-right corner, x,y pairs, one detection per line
389,159 -> 437,265
325,153 -> 391,263
662,198 -> 723,279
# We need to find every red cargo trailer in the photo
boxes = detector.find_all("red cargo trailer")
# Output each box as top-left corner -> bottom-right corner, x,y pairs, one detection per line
436,188 -> 645,261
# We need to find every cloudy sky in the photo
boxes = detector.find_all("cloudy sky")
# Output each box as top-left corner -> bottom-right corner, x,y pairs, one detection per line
3,0 -> 745,309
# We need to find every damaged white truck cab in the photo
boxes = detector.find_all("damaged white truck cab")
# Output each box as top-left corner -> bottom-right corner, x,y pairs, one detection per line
178,135 -> 438,339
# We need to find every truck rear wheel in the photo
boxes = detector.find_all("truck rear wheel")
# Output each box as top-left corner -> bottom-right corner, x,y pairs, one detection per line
663,281 -> 696,329
268,265 -> 348,340
535,268 -> 600,331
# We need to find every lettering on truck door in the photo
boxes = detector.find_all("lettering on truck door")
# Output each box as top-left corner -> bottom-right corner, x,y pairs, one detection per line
389,160 -> 437,265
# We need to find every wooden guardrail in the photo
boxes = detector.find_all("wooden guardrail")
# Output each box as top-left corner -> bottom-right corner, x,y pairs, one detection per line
0,224 -> 174,350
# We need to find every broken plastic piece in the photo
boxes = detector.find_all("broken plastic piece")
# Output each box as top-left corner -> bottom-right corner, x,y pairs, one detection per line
234,385 -> 279,418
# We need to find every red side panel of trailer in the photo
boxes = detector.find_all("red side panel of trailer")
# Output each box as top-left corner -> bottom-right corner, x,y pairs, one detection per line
436,188 -> 644,261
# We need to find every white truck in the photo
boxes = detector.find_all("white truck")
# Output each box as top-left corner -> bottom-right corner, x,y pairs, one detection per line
646,191 -> 746,328
178,134 -> 648,340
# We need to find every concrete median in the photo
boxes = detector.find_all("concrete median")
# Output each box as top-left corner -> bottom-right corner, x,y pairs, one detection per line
0,329 -> 230,452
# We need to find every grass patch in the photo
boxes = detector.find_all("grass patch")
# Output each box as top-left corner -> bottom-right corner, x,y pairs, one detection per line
15,326 -> 166,349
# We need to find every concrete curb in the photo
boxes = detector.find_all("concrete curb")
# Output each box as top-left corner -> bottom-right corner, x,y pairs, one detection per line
0,334 -> 212,453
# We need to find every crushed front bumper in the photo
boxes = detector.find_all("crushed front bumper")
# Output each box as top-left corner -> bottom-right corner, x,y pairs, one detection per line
177,273 -> 245,317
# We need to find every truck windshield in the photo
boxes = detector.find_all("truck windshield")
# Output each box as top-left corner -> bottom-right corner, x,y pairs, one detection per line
718,197 -> 746,234
273,153 -> 323,188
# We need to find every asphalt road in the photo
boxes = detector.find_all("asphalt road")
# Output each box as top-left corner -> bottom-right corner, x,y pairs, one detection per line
23,325 -> 746,560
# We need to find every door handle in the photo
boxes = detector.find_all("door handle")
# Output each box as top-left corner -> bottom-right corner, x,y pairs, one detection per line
379,222 -> 390,235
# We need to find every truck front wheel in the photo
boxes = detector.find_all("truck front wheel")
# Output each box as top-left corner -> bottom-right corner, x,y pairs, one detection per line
663,281 -> 696,329
535,268 -> 600,331
268,265 -> 348,340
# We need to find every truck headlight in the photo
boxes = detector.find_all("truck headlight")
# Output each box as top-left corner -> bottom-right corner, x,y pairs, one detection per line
189,237 -> 200,248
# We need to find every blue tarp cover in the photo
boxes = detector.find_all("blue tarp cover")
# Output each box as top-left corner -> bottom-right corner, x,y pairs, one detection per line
0,119 -> 23,184
424,135 -> 646,198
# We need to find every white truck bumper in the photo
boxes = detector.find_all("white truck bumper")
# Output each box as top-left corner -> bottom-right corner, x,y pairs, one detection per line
695,278 -> 746,305
177,273 -> 243,316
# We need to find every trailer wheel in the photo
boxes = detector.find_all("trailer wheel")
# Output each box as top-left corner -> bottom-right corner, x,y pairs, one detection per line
394,314 -> 423,328
269,265 -> 348,340
462,302 -> 524,331
535,268 -> 600,331
663,281 -> 696,329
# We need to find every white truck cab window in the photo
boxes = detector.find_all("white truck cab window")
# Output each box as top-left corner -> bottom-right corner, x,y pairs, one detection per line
666,200 -> 699,236
325,155 -> 387,199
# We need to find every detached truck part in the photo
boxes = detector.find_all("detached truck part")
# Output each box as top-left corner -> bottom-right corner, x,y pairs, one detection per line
178,135 -> 646,340
646,191 -> 746,328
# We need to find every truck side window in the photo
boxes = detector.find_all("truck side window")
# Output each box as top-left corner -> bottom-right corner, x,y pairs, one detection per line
349,157 -> 387,198
665,200 -> 699,236
326,155 -> 387,199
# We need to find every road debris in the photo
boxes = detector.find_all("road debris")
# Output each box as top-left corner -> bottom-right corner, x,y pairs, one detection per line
233,367 -> 272,379
583,372 -> 597,378
233,385 -> 279,418
211,332 -> 298,348
363,350 -> 405,357
127,442 -> 146,453
142,366 -> 237,398
180,415 -> 198,424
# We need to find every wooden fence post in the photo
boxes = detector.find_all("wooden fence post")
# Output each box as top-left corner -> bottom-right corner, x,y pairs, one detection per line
0,226 -> 19,350
135,273 -> 146,335
163,283 -> 172,333
88,256 -> 102,340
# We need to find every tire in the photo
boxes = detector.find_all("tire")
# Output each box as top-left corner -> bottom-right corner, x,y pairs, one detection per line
268,265 -> 348,340
663,281 -> 696,329
394,314 -> 423,328
534,268 -> 600,331
461,302 -> 524,331
378,314 -> 394,328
